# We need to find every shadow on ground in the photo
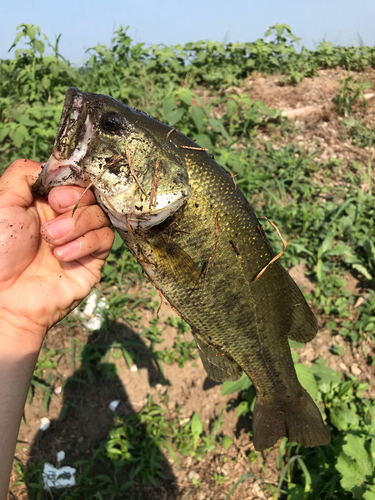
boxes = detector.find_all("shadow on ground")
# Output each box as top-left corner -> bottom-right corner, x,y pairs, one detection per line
26,321 -> 178,500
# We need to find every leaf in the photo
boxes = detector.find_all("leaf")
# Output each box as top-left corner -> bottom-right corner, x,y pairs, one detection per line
332,345 -> 345,356
11,31 -> 23,47
336,435 -> 373,491
343,434 -> 372,473
177,88 -> 194,106
221,372 -> 252,395
42,75 -> 50,89
351,263 -> 372,280
112,231 -> 124,251
194,133 -> 213,151
0,128 -> 9,143
236,401 -> 249,417
190,412 -> 203,448
226,99 -> 237,117
162,95 -> 184,125
26,26 -> 36,40
330,403 -> 359,431
190,106 -> 205,132
33,39 -> 45,56
318,234 -> 334,257
208,118 -> 230,142
166,108 -> 184,126
295,364 -> 319,400
310,358 -> 341,385
336,454 -> 364,490
11,126 -> 28,148
221,435 -> 233,450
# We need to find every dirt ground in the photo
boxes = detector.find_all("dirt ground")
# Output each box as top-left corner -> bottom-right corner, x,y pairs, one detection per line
8,69 -> 375,500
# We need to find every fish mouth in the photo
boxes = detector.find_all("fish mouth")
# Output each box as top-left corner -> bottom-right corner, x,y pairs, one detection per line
37,100 -> 94,193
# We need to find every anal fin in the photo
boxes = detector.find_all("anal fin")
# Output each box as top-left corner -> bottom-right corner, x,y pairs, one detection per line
194,333 -> 242,382
286,272 -> 318,343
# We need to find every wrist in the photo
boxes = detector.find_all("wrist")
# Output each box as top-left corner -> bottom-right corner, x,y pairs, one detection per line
0,309 -> 47,355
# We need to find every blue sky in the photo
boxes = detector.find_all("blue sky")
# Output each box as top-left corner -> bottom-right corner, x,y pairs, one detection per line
1,0 -> 375,63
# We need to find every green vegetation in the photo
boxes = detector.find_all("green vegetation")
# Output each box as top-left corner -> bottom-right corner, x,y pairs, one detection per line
2,22 -> 375,500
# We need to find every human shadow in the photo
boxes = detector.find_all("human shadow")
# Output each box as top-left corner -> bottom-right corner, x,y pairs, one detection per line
26,319 -> 178,499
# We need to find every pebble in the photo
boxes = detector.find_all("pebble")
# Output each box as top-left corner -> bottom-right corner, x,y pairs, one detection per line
339,362 -> 348,371
188,470 -> 200,481
40,417 -> 51,431
351,364 -> 361,376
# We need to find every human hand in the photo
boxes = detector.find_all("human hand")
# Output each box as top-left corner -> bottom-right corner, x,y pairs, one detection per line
0,159 -> 114,340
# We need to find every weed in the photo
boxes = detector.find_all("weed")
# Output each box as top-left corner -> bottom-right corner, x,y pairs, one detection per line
332,73 -> 371,116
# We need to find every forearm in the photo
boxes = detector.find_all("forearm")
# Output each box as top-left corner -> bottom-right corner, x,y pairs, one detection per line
0,317 -> 46,500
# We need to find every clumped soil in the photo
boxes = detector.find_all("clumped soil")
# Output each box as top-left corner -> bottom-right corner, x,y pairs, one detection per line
9,69 -> 375,500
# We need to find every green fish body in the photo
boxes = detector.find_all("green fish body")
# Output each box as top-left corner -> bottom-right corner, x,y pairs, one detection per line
34,87 -> 330,451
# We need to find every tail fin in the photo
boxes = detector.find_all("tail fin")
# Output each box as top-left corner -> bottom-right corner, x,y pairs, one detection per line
252,389 -> 330,451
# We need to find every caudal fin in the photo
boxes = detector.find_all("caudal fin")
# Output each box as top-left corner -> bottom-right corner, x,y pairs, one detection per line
252,389 -> 330,451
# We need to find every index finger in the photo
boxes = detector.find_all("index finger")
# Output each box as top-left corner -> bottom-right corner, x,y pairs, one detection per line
0,159 -> 43,208
48,186 -> 97,215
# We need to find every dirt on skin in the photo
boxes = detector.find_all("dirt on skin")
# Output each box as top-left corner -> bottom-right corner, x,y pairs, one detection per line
8,69 -> 375,500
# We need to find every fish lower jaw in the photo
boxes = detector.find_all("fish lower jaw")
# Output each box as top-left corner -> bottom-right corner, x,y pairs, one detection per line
100,195 -> 187,230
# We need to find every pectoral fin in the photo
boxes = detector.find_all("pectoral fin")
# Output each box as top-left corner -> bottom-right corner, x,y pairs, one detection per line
151,235 -> 201,289
194,333 -> 242,382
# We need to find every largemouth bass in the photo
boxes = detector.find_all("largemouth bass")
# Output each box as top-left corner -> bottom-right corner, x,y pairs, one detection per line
34,87 -> 330,451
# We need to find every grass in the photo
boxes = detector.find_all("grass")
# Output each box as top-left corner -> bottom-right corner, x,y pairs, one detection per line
2,21 -> 375,500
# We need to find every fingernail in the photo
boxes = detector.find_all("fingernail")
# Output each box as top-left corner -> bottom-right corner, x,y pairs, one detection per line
53,189 -> 80,208
54,240 -> 80,259
44,218 -> 74,239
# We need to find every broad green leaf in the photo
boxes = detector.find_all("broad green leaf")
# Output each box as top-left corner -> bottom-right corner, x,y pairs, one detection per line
336,453 -> 367,490
11,127 -> 28,148
332,345 -> 345,356
221,372 -> 252,395
191,106 -> 205,132
291,350 -> 299,362
236,401 -> 249,417
26,26 -> 36,40
177,88 -> 194,106
226,99 -> 237,117
310,359 -> 341,385
33,39 -> 45,56
42,75 -> 50,89
343,435 -> 372,474
0,128 -> 9,143
295,364 -> 319,400
112,231 -> 124,250
330,403 -> 359,431
194,134 -> 212,151
208,118 -> 230,142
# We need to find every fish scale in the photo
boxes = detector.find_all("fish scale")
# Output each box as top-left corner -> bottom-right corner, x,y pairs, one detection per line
34,87 -> 330,451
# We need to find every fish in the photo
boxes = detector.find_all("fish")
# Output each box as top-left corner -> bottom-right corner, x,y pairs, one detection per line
33,87 -> 330,451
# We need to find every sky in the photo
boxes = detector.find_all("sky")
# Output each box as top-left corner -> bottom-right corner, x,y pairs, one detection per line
1,0 -> 375,64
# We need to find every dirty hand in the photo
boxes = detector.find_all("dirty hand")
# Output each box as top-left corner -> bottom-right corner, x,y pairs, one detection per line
0,159 -> 114,339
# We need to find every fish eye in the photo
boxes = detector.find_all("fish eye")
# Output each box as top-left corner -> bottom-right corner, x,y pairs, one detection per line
101,112 -> 122,132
